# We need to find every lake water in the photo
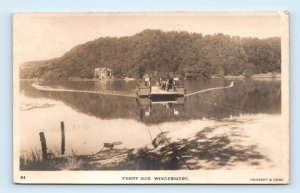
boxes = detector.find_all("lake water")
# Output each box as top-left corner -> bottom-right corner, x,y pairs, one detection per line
18,78 -> 281,156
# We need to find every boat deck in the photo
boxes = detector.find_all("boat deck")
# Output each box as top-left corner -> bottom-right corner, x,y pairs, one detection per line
137,84 -> 185,98
150,86 -> 178,95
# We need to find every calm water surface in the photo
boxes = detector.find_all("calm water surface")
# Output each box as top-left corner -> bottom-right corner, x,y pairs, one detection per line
19,79 -> 281,154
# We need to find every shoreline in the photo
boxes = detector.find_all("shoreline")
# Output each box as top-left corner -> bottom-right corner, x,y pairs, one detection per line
20,72 -> 281,82
19,74 -> 281,82
223,73 -> 281,80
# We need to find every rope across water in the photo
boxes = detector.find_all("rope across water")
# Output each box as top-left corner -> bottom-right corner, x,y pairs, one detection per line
32,81 -> 234,98
31,83 -> 136,98
185,81 -> 234,97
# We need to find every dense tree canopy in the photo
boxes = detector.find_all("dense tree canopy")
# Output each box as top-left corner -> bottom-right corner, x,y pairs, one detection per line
20,29 -> 281,80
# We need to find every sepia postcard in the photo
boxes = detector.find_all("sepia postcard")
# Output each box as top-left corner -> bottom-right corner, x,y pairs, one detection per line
13,12 -> 289,184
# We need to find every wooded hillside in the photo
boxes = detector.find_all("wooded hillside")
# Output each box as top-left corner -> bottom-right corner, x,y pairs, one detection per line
20,29 -> 281,80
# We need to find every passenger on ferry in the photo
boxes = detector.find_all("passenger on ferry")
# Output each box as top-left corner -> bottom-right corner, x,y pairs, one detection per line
167,78 -> 173,91
161,80 -> 166,90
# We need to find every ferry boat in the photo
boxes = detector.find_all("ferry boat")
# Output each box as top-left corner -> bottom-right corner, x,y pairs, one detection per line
136,77 -> 185,99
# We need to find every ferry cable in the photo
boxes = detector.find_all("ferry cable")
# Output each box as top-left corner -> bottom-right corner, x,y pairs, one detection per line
146,124 -> 153,142
32,81 -> 234,99
31,83 -> 136,98
156,124 -> 163,133
185,81 -> 240,112
185,81 -> 234,97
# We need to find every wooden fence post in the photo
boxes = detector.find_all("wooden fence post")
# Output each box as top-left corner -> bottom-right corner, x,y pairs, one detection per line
39,132 -> 47,160
61,121 -> 65,155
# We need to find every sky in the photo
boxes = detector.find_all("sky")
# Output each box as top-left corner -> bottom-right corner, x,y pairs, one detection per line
13,12 -> 285,66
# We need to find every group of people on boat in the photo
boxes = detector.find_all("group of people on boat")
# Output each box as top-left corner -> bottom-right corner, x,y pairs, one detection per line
158,77 -> 174,91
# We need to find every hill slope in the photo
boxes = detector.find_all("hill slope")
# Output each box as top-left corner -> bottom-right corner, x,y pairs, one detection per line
20,29 -> 281,80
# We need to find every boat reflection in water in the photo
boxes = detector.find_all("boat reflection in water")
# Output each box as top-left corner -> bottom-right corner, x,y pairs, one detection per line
19,79 -> 282,171
20,79 -> 281,125
137,96 -> 185,119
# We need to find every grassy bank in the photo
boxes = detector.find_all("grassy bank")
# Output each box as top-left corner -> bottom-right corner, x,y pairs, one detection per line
20,115 -> 279,171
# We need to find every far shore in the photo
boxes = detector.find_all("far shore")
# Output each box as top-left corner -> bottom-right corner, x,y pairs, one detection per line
20,72 -> 281,82
223,72 -> 281,80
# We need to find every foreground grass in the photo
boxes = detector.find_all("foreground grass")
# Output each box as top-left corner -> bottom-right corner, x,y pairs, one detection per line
20,125 -> 269,171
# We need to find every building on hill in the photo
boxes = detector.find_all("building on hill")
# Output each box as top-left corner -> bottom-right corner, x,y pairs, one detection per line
94,67 -> 113,80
